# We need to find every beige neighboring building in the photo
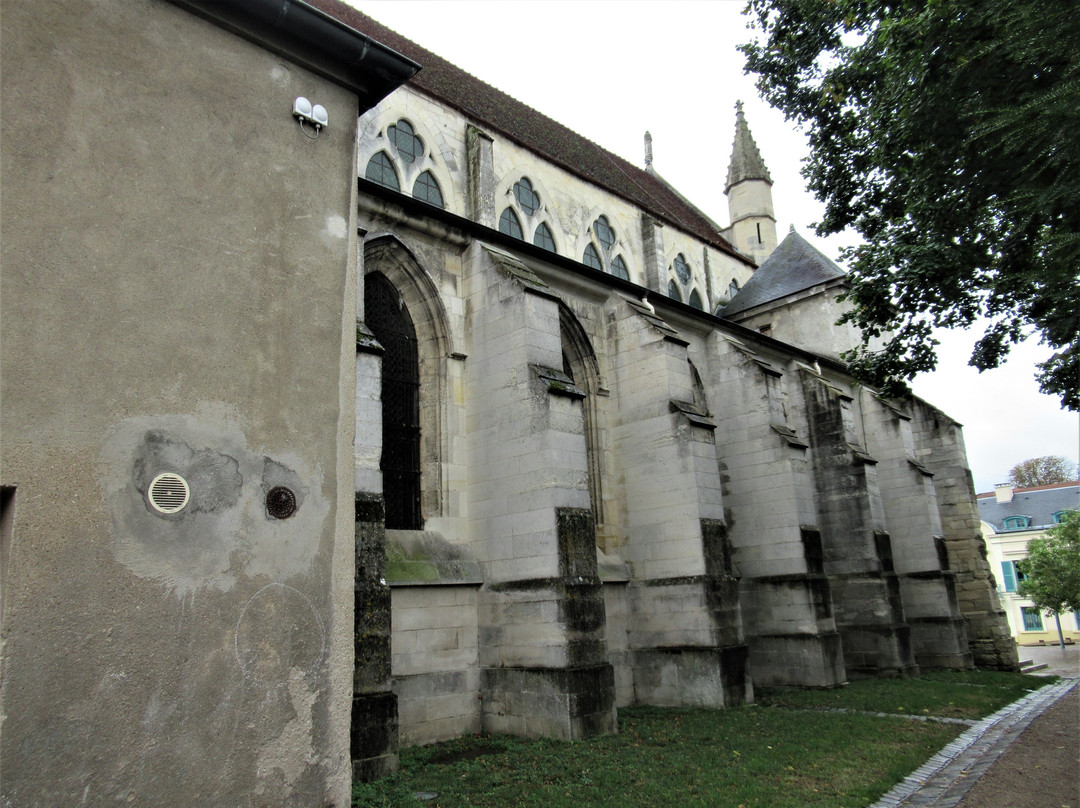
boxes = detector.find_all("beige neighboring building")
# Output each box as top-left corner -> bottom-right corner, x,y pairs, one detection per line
979,482 -> 1080,645
2,1 -> 1018,802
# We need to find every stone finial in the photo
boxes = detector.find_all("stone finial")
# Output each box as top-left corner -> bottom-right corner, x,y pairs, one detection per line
644,131 -> 653,167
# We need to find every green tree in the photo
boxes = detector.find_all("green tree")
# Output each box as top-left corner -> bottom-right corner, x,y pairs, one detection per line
1017,511 -> 1080,649
1007,456 -> 1077,488
741,0 -> 1080,409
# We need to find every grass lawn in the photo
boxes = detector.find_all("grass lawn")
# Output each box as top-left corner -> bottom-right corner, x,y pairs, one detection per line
353,670 -> 1054,808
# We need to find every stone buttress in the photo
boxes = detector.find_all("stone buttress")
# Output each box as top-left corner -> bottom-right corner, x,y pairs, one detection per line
862,394 -> 971,669
909,401 -> 1019,671
800,368 -> 917,678
610,299 -> 750,707
465,244 -> 617,739
709,336 -> 845,687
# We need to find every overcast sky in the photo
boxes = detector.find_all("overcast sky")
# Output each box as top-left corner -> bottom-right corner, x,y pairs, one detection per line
352,0 -> 1078,493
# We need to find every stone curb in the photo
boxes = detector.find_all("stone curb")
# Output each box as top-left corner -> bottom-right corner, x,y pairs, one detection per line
868,678 -> 1078,808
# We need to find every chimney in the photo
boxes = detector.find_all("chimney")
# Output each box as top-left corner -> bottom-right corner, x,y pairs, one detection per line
994,483 -> 1014,503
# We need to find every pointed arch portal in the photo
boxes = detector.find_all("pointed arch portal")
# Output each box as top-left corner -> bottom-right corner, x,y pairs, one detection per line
366,271 -> 422,530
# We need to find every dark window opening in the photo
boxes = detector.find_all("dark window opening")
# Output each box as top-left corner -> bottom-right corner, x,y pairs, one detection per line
365,273 -> 422,529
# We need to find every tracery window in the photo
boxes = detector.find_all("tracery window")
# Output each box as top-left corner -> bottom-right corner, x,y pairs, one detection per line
673,254 -> 691,284
365,151 -> 399,191
668,252 -> 703,308
514,178 -> 540,215
363,117 -> 451,210
583,215 -> 630,279
533,222 -> 556,252
413,171 -> 444,208
388,119 -> 423,163
499,207 -> 524,240
583,243 -> 602,270
593,216 -> 616,251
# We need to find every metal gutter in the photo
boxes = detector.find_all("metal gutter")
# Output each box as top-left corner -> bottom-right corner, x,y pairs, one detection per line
166,0 -> 420,110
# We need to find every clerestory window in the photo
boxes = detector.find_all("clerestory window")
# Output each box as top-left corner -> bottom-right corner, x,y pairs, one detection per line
388,119 -> 423,163
533,222 -> 556,252
365,151 -> 399,191
583,215 -> 630,279
499,208 -> 524,240
412,170 -> 444,208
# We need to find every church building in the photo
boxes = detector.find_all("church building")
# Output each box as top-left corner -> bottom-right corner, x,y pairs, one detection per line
0,1 -> 1017,804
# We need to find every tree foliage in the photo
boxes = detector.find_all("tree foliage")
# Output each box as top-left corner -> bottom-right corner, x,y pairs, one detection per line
741,0 -> 1080,409
1017,512 -> 1080,644
1007,456 -> 1077,488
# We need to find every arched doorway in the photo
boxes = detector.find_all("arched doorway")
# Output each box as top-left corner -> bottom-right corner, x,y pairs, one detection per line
365,272 -> 422,529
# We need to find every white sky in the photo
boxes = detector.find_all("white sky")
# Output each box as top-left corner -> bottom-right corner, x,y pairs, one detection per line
352,0 -> 1078,493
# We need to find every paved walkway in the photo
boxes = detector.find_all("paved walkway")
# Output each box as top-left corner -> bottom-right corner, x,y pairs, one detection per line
869,669 -> 1078,808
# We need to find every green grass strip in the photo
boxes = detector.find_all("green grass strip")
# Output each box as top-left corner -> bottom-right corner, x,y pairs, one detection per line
353,671 -> 1054,808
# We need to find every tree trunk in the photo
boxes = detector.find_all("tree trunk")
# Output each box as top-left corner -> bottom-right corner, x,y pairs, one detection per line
1055,612 -> 1065,650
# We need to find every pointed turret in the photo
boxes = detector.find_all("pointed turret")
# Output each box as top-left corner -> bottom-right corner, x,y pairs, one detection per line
725,102 -> 778,266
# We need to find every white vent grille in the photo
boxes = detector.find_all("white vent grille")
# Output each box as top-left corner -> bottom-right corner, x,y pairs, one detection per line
148,473 -> 190,514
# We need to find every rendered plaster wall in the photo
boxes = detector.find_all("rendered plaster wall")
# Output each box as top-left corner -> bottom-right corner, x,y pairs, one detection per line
0,1 -> 359,804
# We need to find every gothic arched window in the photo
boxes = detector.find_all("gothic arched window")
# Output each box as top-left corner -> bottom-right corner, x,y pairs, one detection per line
413,170 -> 444,208
499,207 -> 524,240
533,222 -> 556,252
365,272 -> 422,529
365,151 -> 399,191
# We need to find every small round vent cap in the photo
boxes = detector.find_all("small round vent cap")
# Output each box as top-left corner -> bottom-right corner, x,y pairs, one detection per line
266,486 -> 297,519
148,473 -> 190,514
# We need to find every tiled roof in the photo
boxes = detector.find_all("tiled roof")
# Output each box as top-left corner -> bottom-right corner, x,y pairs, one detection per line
977,482 -> 1080,532
308,0 -> 750,265
720,226 -> 845,317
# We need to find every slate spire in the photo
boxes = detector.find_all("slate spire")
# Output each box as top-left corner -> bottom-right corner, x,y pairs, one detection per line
725,101 -> 773,192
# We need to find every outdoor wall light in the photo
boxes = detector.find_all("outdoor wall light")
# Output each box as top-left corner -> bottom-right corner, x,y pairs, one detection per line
293,96 -> 328,138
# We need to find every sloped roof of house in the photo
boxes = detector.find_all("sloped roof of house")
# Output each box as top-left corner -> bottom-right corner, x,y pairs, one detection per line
977,481 -> 1080,532
307,0 -> 751,265
719,226 -> 845,317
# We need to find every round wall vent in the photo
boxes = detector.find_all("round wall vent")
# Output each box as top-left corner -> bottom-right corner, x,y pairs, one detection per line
266,486 -> 297,519
148,472 -> 190,514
